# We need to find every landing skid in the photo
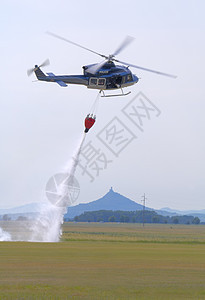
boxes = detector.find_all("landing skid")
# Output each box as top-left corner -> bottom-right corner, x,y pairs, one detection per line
100,89 -> 131,98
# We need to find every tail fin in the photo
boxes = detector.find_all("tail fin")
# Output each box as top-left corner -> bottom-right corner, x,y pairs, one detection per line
34,66 -> 46,80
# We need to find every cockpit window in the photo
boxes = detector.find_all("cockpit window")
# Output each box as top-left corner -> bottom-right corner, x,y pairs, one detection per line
127,74 -> 133,82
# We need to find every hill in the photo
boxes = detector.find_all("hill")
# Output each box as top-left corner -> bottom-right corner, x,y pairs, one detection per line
64,187 -> 151,219
0,202 -> 48,215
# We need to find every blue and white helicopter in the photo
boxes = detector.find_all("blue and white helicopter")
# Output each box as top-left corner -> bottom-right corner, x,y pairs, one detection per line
27,32 -> 176,97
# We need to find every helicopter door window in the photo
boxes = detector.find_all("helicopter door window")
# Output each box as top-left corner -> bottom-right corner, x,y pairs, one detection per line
90,78 -> 98,86
98,78 -> 106,86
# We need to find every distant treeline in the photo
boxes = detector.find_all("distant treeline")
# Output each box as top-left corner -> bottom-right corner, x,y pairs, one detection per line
69,210 -> 200,224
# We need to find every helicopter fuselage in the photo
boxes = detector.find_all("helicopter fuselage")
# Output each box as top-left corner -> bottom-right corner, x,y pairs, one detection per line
34,61 -> 139,90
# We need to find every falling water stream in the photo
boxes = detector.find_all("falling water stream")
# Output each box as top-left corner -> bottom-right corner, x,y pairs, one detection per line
30,133 -> 86,242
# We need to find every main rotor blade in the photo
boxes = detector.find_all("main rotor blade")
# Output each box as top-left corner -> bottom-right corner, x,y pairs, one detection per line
112,35 -> 135,57
46,31 -> 106,59
86,59 -> 109,74
115,59 -> 177,78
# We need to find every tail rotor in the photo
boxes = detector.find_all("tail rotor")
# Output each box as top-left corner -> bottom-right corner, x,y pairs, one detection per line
27,59 -> 50,76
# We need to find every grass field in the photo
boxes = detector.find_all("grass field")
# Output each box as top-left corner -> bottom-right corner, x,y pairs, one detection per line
1,222 -> 205,299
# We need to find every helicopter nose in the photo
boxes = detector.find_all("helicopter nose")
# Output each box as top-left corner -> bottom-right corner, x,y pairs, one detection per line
133,74 -> 139,83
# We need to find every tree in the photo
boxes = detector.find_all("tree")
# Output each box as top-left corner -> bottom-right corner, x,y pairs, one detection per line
97,218 -> 104,222
192,217 -> 200,224
152,216 -> 160,223
3,214 -> 11,221
120,215 -> 125,223
108,216 -> 116,222
172,217 -> 179,224
124,216 -> 130,223
17,216 -> 28,221
132,216 -> 136,223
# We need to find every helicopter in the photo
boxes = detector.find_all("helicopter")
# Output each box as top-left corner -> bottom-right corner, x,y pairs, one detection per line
27,32 -> 177,97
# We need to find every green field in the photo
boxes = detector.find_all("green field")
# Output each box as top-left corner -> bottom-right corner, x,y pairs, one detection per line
1,223 -> 205,299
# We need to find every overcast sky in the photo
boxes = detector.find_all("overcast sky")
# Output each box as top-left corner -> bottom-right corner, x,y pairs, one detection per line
1,0 -> 205,210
